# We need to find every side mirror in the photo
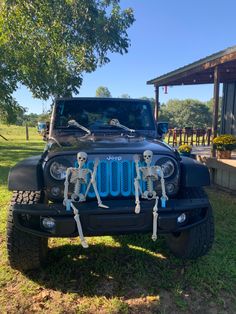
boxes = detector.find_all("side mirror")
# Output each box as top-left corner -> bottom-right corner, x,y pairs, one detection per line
156,122 -> 168,137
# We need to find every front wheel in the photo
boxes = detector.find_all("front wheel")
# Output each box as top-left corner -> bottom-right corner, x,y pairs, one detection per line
7,191 -> 48,271
165,188 -> 214,259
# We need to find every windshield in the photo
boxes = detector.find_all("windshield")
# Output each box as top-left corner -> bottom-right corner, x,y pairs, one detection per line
54,99 -> 155,131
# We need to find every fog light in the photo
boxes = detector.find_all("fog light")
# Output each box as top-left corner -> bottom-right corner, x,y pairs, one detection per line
51,186 -> 61,197
42,217 -> 55,229
166,183 -> 175,194
177,213 -> 186,224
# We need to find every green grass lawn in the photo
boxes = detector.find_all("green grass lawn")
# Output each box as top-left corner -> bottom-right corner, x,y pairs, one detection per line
0,125 -> 236,313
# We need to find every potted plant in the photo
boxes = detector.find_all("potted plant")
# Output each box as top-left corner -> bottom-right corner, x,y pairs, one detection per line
213,134 -> 236,159
178,144 -> 192,157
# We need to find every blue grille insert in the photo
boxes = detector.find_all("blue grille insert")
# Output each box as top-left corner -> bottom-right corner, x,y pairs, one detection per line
87,160 -> 95,198
74,159 -> 142,198
110,161 -> 120,196
98,161 -> 109,197
121,161 -> 132,196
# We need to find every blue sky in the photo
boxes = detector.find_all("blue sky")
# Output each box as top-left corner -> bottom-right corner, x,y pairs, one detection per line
14,0 -> 236,113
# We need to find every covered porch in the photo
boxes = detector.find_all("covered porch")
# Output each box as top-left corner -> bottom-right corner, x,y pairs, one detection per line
147,46 -> 236,192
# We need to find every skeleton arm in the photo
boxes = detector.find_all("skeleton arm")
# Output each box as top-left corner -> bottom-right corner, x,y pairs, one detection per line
133,155 -> 143,214
134,154 -> 141,180
84,159 -> 99,198
63,167 -> 73,205
156,166 -> 168,207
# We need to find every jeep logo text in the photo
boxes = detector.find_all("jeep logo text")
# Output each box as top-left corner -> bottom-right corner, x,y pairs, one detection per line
106,156 -> 122,161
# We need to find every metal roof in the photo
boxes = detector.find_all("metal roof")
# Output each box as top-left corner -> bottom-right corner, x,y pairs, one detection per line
147,45 -> 236,86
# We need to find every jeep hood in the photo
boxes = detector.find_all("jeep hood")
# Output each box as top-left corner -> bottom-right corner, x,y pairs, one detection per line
45,134 -> 176,158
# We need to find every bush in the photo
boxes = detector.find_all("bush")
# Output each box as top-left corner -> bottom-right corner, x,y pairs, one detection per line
178,144 -> 192,154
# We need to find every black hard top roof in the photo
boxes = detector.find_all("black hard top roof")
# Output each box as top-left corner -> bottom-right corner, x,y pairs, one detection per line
55,97 -> 150,103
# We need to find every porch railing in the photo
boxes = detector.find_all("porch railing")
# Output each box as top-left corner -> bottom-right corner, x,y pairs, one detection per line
166,127 -> 212,146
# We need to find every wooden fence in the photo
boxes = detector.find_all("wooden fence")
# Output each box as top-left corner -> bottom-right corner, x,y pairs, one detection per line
166,127 -> 212,146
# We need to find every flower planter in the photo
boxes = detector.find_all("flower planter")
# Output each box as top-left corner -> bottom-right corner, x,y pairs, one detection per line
217,150 -> 232,159
213,135 -> 236,159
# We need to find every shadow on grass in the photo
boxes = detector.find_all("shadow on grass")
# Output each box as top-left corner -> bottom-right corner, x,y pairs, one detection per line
25,235 -> 188,298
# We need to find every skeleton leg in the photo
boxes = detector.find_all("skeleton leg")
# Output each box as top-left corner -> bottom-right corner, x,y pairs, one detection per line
152,196 -> 159,241
71,202 -> 88,248
92,182 -> 109,208
134,178 -> 142,214
85,159 -> 108,208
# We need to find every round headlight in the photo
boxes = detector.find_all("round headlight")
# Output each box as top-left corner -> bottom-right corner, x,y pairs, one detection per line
157,158 -> 176,178
50,161 -> 67,180
161,160 -> 175,178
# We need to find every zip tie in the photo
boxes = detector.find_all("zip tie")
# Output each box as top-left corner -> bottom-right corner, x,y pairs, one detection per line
66,199 -> 72,211
161,196 -> 167,208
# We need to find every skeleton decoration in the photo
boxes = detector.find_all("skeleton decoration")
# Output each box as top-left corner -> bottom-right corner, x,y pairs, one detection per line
64,152 -> 108,248
134,150 -> 168,241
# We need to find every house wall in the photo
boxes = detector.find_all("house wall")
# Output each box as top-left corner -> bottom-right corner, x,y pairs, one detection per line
221,82 -> 236,135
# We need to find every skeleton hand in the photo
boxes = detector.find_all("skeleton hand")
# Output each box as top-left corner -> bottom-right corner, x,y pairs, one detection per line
78,194 -> 86,202
134,154 -> 139,163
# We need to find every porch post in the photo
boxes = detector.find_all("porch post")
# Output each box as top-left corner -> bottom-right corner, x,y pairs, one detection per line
211,66 -> 220,157
154,85 -> 159,121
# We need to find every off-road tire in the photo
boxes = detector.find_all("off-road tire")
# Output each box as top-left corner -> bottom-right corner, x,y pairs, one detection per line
7,191 -> 48,271
165,187 -> 214,259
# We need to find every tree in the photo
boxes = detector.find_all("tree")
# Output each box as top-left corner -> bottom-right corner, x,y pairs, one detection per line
96,86 -> 112,98
159,99 -> 212,128
0,44 -> 25,123
0,98 -> 25,124
0,0 -> 134,119
120,93 -> 131,98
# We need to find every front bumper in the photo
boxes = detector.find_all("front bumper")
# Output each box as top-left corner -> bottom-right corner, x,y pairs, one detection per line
12,197 -> 210,238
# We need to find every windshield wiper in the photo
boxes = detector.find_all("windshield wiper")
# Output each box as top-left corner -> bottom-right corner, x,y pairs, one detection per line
109,119 -> 135,133
67,119 -> 91,135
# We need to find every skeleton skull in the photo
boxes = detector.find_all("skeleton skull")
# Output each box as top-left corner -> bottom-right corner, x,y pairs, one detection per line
143,150 -> 153,166
77,152 -> 88,168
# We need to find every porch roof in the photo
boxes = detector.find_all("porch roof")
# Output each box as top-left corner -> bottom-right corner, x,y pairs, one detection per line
147,46 -> 236,86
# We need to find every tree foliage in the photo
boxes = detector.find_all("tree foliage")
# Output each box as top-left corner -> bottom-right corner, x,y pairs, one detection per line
0,0 -> 134,99
0,98 -> 25,124
0,43 -> 24,123
120,93 -> 131,98
16,112 -> 51,127
0,0 -> 134,121
159,99 -> 212,128
96,86 -> 112,98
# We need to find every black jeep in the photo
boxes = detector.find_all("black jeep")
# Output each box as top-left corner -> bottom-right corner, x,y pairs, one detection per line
7,98 -> 214,270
